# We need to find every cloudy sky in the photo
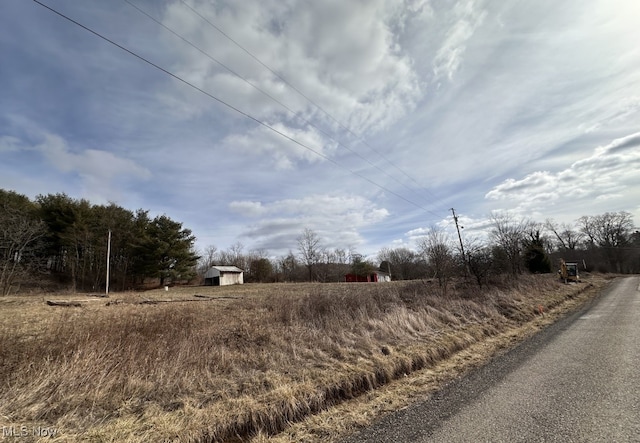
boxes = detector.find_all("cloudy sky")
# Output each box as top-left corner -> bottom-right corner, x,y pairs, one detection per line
1,0 -> 639,258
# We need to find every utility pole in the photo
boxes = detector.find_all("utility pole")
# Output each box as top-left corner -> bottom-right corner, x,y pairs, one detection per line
105,229 -> 111,296
451,208 -> 467,272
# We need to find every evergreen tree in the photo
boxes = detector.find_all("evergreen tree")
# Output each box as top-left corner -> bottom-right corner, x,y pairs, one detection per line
350,254 -> 375,277
523,230 -> 552,274
132,215 -> 199,286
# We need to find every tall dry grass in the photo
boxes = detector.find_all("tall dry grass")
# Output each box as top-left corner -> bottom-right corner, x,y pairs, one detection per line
0,275 -> 601,442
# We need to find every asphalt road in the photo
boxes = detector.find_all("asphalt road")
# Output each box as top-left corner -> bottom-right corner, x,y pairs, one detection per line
343,276 -> 640,443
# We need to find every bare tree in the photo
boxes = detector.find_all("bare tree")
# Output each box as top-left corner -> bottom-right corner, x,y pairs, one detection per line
304,248 -> 351,282
218,242 -> 247,269
489,212 -> 534,276
377,247 -> 424,280
465,236 -> 493,287
314,249 -> 328,282
578,212 -> 634,272
203,245 -> 218,266
297,228 -> 321,282
334,248 -> 347,265
545,219 -> 584,251
0,206 -> 46,295
578,212 -> 634,248
277,251 -> 297,282
228,242 -> 246,268
417,227 -> 455,293
196,244 -> 219,277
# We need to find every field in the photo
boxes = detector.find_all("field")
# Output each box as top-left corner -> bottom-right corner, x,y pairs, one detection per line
0,275 -> 609,442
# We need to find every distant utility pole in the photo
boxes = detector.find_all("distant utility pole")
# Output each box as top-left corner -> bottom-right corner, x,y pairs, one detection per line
451,208 -> 467,272
105,230 -> 111,296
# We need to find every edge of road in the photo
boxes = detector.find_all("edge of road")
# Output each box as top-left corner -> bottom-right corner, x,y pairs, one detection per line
339,277 -> 624,443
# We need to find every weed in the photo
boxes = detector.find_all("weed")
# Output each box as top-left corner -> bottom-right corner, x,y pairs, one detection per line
0,275 -> 606,442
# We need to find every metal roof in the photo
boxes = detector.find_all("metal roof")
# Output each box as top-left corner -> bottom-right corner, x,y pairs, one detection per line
209,266 -> 244,273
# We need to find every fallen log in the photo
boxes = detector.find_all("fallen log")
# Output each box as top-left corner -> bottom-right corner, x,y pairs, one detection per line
103,297 -> 240,306
194,294 -> 241,300
46,300 -> 83,307
137,298 -> 216,305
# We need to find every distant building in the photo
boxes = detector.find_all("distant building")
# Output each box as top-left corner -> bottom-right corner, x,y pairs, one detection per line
376,270 -> 391,282
345,270 -> 390,283
204,266 -> 244,286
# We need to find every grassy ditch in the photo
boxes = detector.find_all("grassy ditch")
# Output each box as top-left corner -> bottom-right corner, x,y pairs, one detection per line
0,274 -> 608,442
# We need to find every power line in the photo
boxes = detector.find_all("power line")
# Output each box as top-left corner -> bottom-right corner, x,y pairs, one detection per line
123,0 -> 444,216
31,0 -> 446,219
178,0 -> 449,210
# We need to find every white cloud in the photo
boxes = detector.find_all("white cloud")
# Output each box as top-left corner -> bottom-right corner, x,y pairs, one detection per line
3,0 -> 640,258
485,132 -> 640,216
1,119 -> 152,207
579,96 -> 640,134
0,135 -> 22,152
222,122 -> 336,169
3,124 -> 151,203
406,0 -> 434,17
234,194 -> 390,223
432,0 -> 487,81
161,0 -> 425,157
229,201 -> 266,217
229,194 -> 390,253
39,134 -> 151,182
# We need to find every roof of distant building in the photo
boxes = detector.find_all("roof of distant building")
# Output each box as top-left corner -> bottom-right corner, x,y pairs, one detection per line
209,266 -> 244,273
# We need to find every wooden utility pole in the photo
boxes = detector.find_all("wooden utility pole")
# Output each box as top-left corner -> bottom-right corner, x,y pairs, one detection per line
451,208 -> 467,271
105,230 -> 111,295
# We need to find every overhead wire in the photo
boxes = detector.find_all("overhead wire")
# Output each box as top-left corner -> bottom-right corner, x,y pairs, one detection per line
178,0 -> 449,211
31,0 -> 447,220
123,0 -> 445,217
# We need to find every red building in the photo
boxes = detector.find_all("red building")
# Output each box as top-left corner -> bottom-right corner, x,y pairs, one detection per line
345,273 -> 376,282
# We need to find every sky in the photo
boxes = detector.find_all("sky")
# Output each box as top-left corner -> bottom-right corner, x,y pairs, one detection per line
1,0 -> 639,259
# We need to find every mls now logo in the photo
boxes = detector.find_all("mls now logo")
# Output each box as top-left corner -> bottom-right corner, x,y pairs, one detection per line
2,425 -> 58,438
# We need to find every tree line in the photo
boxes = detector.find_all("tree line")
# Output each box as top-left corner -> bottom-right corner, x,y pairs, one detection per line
376,211 -> 639,293
196,228 -> 371,284
197,212 -> 639,290
2,187 -> 638,295
0,189 -> 198,295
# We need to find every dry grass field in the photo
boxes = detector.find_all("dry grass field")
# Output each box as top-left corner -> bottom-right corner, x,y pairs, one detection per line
0,274 -> 609,442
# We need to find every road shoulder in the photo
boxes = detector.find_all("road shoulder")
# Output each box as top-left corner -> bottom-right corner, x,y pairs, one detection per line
255,276 -> 612,443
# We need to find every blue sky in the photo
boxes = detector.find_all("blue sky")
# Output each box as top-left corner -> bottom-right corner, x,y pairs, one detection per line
1,0 -> 639,258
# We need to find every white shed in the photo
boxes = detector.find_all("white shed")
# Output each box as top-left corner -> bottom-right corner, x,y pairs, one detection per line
204,266 -> 244,286
375,270 -> 391,282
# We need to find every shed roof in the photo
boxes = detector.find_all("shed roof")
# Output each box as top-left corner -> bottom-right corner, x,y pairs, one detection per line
209,266 -> 244,273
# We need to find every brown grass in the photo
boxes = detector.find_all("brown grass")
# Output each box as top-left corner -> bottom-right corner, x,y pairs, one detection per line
0,274 -> 609,442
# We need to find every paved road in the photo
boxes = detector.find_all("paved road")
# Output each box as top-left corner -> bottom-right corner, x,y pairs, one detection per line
343,277 -> 640,443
